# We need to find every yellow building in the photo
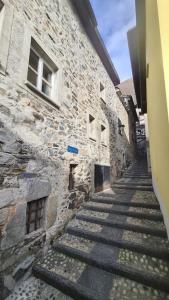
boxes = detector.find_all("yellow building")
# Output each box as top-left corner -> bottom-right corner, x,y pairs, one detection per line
128,0 -> 169,237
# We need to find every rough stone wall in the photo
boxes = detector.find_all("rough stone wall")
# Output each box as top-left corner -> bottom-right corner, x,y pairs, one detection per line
0,0 -> 136,295
115,97 -> 136,176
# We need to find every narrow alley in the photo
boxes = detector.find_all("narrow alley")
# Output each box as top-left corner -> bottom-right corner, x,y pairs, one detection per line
7,161 -> 169,300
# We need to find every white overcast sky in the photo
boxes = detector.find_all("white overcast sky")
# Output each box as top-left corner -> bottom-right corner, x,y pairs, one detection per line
90,0 -> 136,82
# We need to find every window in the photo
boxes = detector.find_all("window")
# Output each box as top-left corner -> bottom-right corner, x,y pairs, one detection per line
26,197 -> 46,234
69,164 -> 78,190
27,38 -> 59,105
89,114 -> 97,141
100,82 -> 105,102
101,124 -> 108,146
118,118 -> 124,136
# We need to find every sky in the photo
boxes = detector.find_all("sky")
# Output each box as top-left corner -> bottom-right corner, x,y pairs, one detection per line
90,0 -> 136,82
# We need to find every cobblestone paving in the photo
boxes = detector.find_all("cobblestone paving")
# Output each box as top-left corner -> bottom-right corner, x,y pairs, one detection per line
126,216 -> 166,230
57,233 -> 95,253
122,230 -> 169,248
6,277 -> 73,300
36,250 -> 87,283
118,248 -> 169,277
110,277 -> 169,300
68,218 -> 103,233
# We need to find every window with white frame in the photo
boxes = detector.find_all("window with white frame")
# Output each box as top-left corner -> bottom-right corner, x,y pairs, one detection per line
27,38 -> 59,105
100,82 -> 105,102
89,114 -> 97,141
101,124 -> 108,146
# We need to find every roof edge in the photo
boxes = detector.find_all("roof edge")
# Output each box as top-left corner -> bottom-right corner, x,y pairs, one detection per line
71,0 -> 120,85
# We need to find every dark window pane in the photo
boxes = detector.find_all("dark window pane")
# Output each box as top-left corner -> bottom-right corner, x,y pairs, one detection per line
26,197 -> 46,234
29,223 -> 35,233
30,211 -> 36,222
29,49 -> 39,71
43,64 -> 52,83
27,67 -> 37,86
42,81 -> 51,96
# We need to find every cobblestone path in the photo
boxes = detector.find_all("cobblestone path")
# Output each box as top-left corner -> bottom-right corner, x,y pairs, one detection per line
7,162 -> 169,300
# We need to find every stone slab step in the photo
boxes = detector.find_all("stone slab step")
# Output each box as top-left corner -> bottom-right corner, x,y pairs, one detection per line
53,244 -> 169,293
66,226 -> 169,260
74,214 -> 167,238
57,233 -> 169,278
113,184 -> 153,191
79,209 -> 166,231
33,265 -> 102,300
97,190 -> 158,205
91,196 -> 160,210
115,181 -> 152,186
83,204 -> 163,222
123,175 -> 152,179
32,259 -> 169,300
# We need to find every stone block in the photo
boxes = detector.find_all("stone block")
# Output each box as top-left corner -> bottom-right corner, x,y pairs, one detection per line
1,202 -> 26,250
13,255 -> 35,281
20,178 -> 51,202
0,189 -> 18,209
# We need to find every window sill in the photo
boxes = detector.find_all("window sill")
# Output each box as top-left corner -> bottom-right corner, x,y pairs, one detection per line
89,136 -> 97,142
100,97 -> 106,104
25,81 -> 60,109
101,143 -> 108,147
25,227 -> 45,240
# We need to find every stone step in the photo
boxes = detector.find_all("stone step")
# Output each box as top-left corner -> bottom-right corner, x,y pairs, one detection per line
57,233 -> 169,278
123,175 -> 152,179
97,190 -> 158,205
115,181 -> 152,186
52,244 -> 169,293
32,254 -> 169,300
66,227 -> 169,260
74,214 -> 167,238
83,204 -> 163,221
69,216 -> 169,251
78,208 -> 166,232
33,265 -> 102,300
91,196 -> 160,210
113,184 -> 153,191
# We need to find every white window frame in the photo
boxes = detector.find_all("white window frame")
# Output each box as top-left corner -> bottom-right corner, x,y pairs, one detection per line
0,1 -> 13,75
88,114 -> 97,141
26,39 -> 60,106
101,124 -> 108,146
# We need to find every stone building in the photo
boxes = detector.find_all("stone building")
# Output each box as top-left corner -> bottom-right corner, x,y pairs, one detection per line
0,0 -> 137,296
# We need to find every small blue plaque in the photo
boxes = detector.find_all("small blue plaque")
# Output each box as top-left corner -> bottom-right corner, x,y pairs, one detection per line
67,146 -> 78,154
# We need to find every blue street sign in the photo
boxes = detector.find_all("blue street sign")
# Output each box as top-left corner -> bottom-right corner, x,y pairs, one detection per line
67,146 -> 78,154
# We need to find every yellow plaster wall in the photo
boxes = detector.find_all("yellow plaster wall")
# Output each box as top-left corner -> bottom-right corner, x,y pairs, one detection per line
146,0 -> 169,231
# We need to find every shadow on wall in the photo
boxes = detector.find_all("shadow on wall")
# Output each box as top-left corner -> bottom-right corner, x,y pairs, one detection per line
100,99 -> 137,185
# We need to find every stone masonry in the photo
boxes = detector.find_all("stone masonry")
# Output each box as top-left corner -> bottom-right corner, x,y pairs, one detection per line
0,0 -> 136,296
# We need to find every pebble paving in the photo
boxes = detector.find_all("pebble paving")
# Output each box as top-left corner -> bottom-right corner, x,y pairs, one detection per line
36,250 -> 87,283
6,276 -> 73,300
110,276 -> 169,300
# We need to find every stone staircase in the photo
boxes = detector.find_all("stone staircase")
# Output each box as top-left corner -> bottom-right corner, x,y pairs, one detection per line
7,163 -> 169,300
